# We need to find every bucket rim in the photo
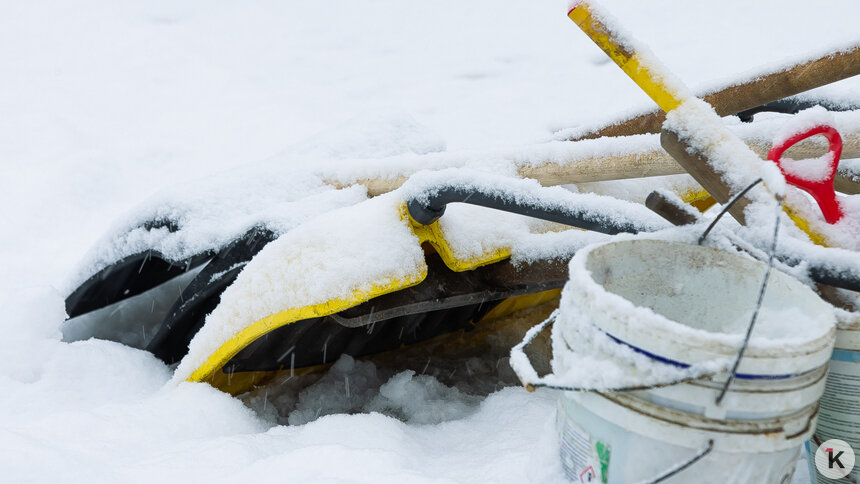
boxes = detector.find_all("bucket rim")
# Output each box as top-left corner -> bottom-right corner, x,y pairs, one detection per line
562,238 -> 836,376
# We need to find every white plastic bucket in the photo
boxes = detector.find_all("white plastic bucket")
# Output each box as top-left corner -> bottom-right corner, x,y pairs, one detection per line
806,309 -> 860,483
559,391 -> 815,483
550,239 -> 836,483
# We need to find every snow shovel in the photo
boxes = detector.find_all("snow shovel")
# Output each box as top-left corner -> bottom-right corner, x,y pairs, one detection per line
168,173 -> 670,394
173,166 -> 860,396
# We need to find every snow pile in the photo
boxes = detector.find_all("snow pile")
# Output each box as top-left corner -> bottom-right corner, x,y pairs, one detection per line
66,167 -> 369,292
244,355 -> 482,426
0,286 -> 560,483
286,112 -> 447,160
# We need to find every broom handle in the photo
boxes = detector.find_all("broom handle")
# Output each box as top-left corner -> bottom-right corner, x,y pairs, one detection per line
339,131 -> 860,196
567,47 -> 860,141
518,132 -> 860,190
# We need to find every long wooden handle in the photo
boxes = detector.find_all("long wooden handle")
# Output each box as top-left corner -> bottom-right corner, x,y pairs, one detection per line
518,132 -> 860,190
333,132 -> 860,196
566,47 -> 860,141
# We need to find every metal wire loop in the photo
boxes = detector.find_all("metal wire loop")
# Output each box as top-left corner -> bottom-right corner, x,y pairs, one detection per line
698,178 -> 763,245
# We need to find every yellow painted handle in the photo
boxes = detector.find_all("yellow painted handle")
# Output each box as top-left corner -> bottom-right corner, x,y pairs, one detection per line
568,1 -> 833,247
567,2 -> 686,112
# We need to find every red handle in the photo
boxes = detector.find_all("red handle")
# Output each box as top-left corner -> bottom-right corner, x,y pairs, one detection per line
767,125 -> 844,224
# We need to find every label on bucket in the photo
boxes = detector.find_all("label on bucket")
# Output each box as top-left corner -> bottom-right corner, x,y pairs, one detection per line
808,350 -> 860,483
559,410 -> 610,483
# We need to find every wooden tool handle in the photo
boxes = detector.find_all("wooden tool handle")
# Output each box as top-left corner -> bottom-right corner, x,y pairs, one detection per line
567,47 -> 860,141
517,131 -> 860,188
331,131 -> 860,196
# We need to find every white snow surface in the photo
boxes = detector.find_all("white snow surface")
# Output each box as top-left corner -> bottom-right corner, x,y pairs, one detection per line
3,0 -> 860,482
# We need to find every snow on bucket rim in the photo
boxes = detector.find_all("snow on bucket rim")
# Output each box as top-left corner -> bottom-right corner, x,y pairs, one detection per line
561,238 -> 836,378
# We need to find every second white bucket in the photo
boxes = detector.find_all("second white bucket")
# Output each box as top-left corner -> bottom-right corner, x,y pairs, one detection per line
552,239 -> 836,483
806,307 -> 860,483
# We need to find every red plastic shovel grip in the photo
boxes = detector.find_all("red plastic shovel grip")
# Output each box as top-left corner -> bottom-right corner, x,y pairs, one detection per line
767,125 -> 844,224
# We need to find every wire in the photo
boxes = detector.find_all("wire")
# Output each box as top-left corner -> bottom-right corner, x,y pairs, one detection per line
527,376 -> 704,393
714,195 -> 784,405
637,440 -> 715,484
698,178 -> 763,245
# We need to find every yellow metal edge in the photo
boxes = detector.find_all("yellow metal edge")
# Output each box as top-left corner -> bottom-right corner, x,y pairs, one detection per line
186,267 -> 428,385
215,289 -> 561,396
212,289 -> 564,395
478,288 -> 562,323
186,206 -> 431,385
405,206 -> 512,272
210,362 -> 332,396
186,200 -> 521,388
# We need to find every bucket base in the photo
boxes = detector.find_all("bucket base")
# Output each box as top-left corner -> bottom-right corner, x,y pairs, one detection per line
557,394 -> 804,483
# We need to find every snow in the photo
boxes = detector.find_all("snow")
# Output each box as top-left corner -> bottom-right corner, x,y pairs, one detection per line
3,0 -> 860,483
780,152 -> 836,184
663,98 -> 774,193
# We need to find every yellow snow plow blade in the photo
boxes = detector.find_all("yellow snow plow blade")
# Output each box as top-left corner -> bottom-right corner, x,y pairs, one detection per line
182,199 -> 517,392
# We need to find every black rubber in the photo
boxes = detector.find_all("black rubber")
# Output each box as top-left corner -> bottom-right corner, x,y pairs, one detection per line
736,97 -> 860,123
406,186 -> 646,235
64,251 -> 212,319
147,227 -> 278,364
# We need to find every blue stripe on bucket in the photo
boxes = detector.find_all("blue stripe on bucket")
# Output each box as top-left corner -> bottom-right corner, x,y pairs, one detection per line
831,349 -> 860,363
604,333 -> 794,380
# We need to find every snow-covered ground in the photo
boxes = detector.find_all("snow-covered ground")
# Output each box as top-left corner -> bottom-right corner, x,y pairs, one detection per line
2,1 -> 859,482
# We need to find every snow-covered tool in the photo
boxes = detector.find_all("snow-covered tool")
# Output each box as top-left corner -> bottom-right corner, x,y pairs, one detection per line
568,0 -> 857,248
168,174 -> 669,394
564,42 -> 860,141
767,124 -> 844,223
327,117 -> 860,196
62,227 -> 278,361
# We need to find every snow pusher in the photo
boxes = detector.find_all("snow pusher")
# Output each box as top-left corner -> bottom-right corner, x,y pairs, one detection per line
63,4 -> 860,409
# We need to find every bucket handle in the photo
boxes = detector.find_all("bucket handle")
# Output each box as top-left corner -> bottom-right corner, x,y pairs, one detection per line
510,311 -> 715,393
635,439 -> 714,484
696,176 -> 785,405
